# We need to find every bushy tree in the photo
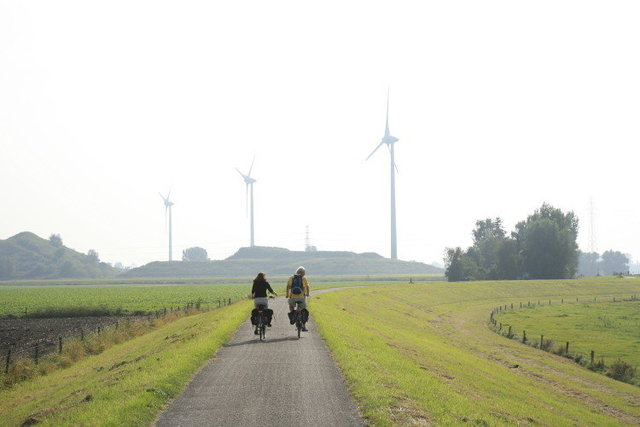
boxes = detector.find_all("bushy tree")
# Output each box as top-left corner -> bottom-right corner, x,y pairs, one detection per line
577,251 -> 600,276
49,233 -> 63,247
600,250 -> 629,275
445,203 -> 578,281
514,203 -> 579,279
182,247 -> 209,262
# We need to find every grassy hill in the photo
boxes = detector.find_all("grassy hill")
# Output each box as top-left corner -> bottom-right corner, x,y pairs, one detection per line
123,246 -> 444,278
0,232 -> 116,280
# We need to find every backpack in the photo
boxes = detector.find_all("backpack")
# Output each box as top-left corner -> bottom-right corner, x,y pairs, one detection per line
291,275 -> 303,295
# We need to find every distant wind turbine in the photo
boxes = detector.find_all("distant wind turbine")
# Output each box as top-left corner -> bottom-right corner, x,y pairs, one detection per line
366,90 -> 399,260
236,159 -> 256,247
159,190 -> 174,261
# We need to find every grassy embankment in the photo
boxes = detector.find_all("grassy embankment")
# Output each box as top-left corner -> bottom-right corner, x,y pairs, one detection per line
0,299 -> 251,426
495,299 -> 640,382
312,277 -> 640,425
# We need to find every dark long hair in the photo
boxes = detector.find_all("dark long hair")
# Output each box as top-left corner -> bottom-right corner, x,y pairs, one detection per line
254,272 -> 266,282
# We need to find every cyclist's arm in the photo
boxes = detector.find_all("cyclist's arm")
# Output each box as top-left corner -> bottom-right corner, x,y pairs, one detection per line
303,277 -> 310,297
266,281 -> 277,296
285,277 -> 292,298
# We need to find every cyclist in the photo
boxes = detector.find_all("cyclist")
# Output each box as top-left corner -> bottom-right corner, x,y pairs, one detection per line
286,266 -> 310,331
251,272 -> 276,334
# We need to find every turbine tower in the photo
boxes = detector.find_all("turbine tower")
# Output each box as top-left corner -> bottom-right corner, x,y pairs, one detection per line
366,90 -> 399,260
159,190 -> 174,261
236,159 -> 257,247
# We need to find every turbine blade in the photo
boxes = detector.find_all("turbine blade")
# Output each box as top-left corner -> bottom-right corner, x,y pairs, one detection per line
386,144 -> 400,174
248,156 -> 255,177
366,142 -> 385,160
385,87 -> 391,137
167,187 -> 172,201
235,168 -> 246,179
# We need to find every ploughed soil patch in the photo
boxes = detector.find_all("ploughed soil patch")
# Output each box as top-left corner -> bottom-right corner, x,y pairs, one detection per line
0,316 -> 129,356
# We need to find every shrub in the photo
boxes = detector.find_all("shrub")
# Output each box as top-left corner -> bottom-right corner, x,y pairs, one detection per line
606,359 -> 636,383
540,339 -> 554,352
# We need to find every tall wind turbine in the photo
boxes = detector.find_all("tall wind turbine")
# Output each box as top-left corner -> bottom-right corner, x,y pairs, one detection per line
159,191 -> 174,261
236,159 -> 256,247
366,90 -> 399,260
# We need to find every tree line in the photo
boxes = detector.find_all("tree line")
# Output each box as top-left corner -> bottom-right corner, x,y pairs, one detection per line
445,203 -> 579,281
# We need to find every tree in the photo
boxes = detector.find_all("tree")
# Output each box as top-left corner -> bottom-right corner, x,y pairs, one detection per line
49,233 -> 63,247
87,249 -> 100,265
445,247 -> 482,281
182,247 -> 209,262
600,250 -> 629,275
495,238 -> 522,280
577,251 -> 600,276
514,203 -> 579,279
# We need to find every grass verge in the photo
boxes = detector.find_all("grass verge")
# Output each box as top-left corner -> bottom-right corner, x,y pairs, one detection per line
0,300 -> 251,426
313,278 -> 640,425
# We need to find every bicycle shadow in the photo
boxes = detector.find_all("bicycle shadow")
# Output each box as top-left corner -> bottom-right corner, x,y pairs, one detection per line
224,336 -> 305,347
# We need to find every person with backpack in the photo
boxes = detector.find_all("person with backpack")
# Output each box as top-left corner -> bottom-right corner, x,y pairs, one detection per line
286,266 -> 310,331
251,272 -> 277,334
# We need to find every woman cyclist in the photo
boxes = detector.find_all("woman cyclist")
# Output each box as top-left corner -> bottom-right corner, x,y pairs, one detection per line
251,272 -> 277,333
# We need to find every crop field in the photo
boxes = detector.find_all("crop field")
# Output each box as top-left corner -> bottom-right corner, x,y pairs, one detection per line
312,277 -> 640,425
0,279 -> 380,317
495,299 -> 640,370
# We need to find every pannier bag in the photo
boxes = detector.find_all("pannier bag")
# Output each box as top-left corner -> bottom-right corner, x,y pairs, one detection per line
251,308 -> 273,325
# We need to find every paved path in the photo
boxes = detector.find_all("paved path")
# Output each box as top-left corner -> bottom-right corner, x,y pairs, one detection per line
155,296 -> 364,426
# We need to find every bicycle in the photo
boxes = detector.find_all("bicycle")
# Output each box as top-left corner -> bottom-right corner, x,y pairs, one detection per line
255,304 -> 267,341
292,301 -> 307,339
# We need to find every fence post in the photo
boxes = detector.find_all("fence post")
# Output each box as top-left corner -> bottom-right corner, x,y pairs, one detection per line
540,334 -> 544,348
508,325 -> 512,337
116,320 -> 119,330
499,322 -> 502,331
548,299 -> 551,305
561,298 -> 564,303
81,329 -> 84,341
5,348 -> 11,374
590,350 -> 595,365
520,302 -> 522,308
565,341 -> 570,354
59,336 -> 63,354
35,342 -> 39,365
511,303 -> 513,309
522,330 -> 527,343
228,298 -> 231,305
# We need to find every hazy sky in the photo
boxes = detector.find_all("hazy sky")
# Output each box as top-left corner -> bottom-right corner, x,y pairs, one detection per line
2,1 -> 639,268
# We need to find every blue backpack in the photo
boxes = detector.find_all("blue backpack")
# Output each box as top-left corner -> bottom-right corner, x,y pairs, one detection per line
291,275 -> 303,295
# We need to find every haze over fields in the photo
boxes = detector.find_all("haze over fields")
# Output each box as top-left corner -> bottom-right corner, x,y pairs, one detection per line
2,1 -> 639,268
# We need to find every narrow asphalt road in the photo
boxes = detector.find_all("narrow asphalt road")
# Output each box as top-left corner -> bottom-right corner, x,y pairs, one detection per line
155,296 -> 364,426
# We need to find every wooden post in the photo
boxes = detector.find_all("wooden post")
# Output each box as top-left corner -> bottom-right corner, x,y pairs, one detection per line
520,302 -> 522,308
499,322 -> 502,331
613,297 -> 616,302
508,325 -> 512,337
548,299 -> 551,305
35,342 -> 39,365
590,350 -> 595,365
228,298 -> 231,305
116,320 -> 119,330
218,300 -> 221,308
565,341 -> 570,354
81,329 -> 84,341
522,330 -> 527,343
59,336 -> 63,354
576,297 -> 578,302
561,298 -> 563,303
5,348 -> 11,374
511,303 -> 513,309
540,334 -> 544,348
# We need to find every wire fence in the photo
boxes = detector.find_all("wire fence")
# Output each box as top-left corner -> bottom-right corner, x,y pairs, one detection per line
488,294 -> 639,383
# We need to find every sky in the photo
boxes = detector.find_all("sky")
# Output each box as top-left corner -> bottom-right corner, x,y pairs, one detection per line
1,1 -> 639,269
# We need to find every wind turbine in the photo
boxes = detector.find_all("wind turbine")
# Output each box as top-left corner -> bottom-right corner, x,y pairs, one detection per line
159,190 -> 174,261
366,90 -> 399,260
236,159 -> 256,247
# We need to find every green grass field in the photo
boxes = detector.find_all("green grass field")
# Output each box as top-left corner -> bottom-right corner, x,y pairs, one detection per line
496,299 -> 640,370
312,277 -> 640,425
